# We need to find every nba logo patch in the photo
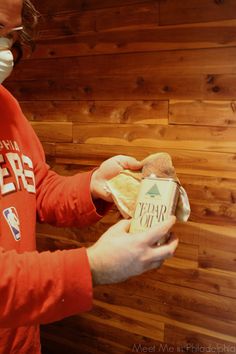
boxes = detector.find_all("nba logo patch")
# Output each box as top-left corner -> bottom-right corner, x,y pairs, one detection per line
3,207 -> 21,241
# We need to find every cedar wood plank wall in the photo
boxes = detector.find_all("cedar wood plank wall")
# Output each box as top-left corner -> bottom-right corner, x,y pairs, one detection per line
5,0 -> 236,353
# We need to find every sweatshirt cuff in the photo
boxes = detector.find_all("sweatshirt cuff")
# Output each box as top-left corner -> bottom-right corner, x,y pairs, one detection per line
61,247 -> 93,316
74,170 -> 112,225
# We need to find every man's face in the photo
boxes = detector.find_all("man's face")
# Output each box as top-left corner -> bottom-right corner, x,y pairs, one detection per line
0,0 -> 23,35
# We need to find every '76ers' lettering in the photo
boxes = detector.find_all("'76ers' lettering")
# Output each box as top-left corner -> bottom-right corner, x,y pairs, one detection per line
0,152 -> 36,195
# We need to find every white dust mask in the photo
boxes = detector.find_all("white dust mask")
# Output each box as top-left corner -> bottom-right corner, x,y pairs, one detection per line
0,37 -> 14,84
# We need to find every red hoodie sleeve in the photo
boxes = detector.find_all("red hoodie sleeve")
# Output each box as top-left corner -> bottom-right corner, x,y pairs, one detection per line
30,127 -> 110,227
0,246 -> 93,328
36,166 -> 106,227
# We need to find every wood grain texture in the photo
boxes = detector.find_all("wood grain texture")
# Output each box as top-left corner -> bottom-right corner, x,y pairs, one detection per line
37,0 -> 150,14
5,0 -> 236,352
10,47 -> 236,81
37,1 -> 159,37
164,324 -> 236,353
159,0 -> 236,25
32,19 -> 236,59
169,100 -> 236,127
6,73 -> 236,100
22,100 -> 169,124
31,122 -> 73,142
72,123 -> 236,153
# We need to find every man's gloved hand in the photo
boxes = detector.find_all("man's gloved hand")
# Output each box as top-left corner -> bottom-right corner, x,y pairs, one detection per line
90,155 -> 141,202
87,216 -> 178,285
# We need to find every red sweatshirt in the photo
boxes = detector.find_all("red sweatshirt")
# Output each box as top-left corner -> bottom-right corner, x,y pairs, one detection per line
0,85 -> 103,353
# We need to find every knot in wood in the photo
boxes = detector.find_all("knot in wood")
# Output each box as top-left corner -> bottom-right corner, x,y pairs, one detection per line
136,77 -> 145,86
162,85 -> 170,93
212,86 -> 220,93
84,86 -> 92,94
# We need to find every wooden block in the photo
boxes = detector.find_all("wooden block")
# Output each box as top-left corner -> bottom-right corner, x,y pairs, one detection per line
169,100 -> 236,127
81,300 -> 164,342
72,123 -> 236,153
4,75 -> 205,101
31,20 -> 236,58
151,264 -> 236,299
164,258 -> 198,271
94,283 -> 236,338
174,221 -> 236,248
121,277 -> 236,321
21,100 -> 168,125
41,314 -> 161,354
164,324 -> 236,352
172,222 -> 199,246
37,0 -> 148,14
10,47 -> 236,81
41,323 -> 130,354
30,122 -> 73,142
41,142 -> 56,156
197,222 -> 236,252
173,243 -> 198,262
179,174 -> 236,205
199,247 -> 236,272
38,10 -> 96,38
91,300 -> 236,345
82,2 -> 159,32
37,2 -> 158,38
6,72 -> 236,101
198,221 -> 236,271
159,0 -> 236,25
189,200 -> 236,226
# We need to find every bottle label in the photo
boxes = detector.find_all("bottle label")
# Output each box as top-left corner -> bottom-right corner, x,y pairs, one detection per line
129,178 -> 179,233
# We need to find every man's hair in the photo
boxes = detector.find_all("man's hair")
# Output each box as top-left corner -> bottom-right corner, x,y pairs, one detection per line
20,0 -> 39,50
13,0 -> 39,63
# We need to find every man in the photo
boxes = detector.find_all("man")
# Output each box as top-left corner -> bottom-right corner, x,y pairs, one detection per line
0,0 -> 179,353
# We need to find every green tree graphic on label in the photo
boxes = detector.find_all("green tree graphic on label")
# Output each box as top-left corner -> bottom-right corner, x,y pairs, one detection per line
146,183 -> 161,198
